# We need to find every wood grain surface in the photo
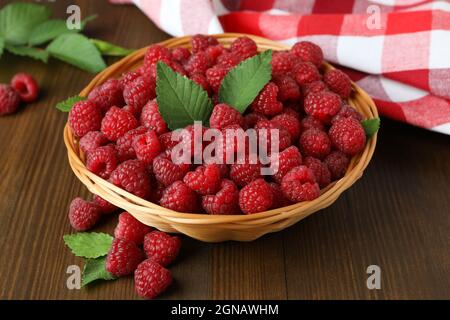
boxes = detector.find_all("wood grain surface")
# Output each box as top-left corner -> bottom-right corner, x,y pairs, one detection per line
0,0 -> 449,300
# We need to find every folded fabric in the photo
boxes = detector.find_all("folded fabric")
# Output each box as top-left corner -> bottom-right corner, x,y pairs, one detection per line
110,0 -> 450,135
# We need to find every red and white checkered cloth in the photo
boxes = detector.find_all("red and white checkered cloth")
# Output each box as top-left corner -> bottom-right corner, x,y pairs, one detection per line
111,0 -> 450,135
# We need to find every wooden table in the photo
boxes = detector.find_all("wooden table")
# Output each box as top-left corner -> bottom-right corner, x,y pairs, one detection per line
1,0 -> 449,300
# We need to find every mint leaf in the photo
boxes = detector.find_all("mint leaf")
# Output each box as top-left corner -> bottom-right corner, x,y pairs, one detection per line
0,3 -> 51,45
56,95 -> 86,112
156,62 -> 213,130
29,19 -> 78,46
361,117 -> 380,138
63,232 -> 113,259
82,257 -> 116,287
219,50 -> 272,113
5,44 -> 49,63
0,37 -> 4,58
47,33 -> 106,73
90,39 -> 135,57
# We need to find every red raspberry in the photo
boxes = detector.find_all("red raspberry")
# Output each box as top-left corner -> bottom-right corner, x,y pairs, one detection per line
205,66 -> 229,93
153,153 -> 191,187
271,51 -> 298,77
184,51 -> 211,75
239,179 -> 274,214
160,181 -> 199,213
132,130 -> 161,165
79,131 -> 109,154
109,160 -> 152,199
304,80 -> 328,97
159,132 -> 178,152
331,104 -> 363,124
230,157 -> 262,187
301,115 -> 325,132
254,119 -> 292,152
271,113 -> 301,140
86,145 -> 118,179
101,106 -> 139,142
150,180 -> 166,204
293,61 -> 321,86
291,41 -> 324,68
273,75 -> 301,101
205,45 -> 226,63
269,183 -> 292,209
114,212 -> 152,245
271,146 -> 303,184
119,71 -> 141,90
283,107 -> 301,119
244,112 -> 267,129
191,34 -> 218,53
134,258 -> 172,299
140,100 -> 168,135
88,79 -> 124,113
251,82 -> 283,116
281,166 -> 320,202
68,197 -> 101,231
93,195 -> 117,214
230,36 -> 257,60
143,45 -> 172,68
324,151 -> 350,180
143,231 -> 181,266
209,103 -> 244,130
106,238 -> 144,277
0,84 -> 21,116
183,164 -> 221,195
171,47 -> 191,62
299,128 -> 331,159
69,100 -> 102,138
202,179 -> 240,215
123,76 -> 156,116
304,91 -> 342,123
10,73 -> 39,103
116,126 -> 148,162
324,69 -> 352,98
190,73 -> 210,93
329,117 -> 366,156
217,52 -> 241,68
303,156 -> 331,188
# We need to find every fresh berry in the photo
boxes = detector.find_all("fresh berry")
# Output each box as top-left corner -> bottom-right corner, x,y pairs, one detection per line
183,164 -> 221,195
115,212 -> 152,245
324,69 -> 352,98
123,76 -> 156,115
153,152 -> 191,187
109,160 -> 152,199
86,145 -> 118,179
304,80 -> 328,97
190,73 -> 210,93
144,45 -> 172,68
171,47 -> 191,62
10,73 -> 39,103
116,126 -> 148,161
283,107 -> 301,119
254,120 -> 292,152
210,103 -> 244,130
271,113 -> 301,140
271,51 -> 298,77
132,130 -> 162,165
205,45 -> 226,63
160,181 -> 199,213
79,131 -> 109,154
269,183 -> 292,209
304,91 -> 342,123
191,34 -> 218,53
324,151 -> 349,180
106,238 -> 144,277
331,104 -> 363,124
202,179 -> 241,215
281,166 -> 320,203
217,52 -> 241,68
251,82 -> 283,116
303,156 -> 331,188
291,41 -> 324,68
159,132 -> 178,152
301,115 -> 325,131
68,198 -> 101,231
0,84 -> 21,116
271,146 -> 303,184
101,106 -> 139,142
140,100 -> 168,135
119,71 -> 141,90
229,157 -> 262,187
329,117 -> 366,156
230,36 -> 257,60
293,61 -> 321,86
143,231 -> 181,266
273,75 -> 301,101
184,51 -> 210,75
88,79 -> 124,113
239,179 -> 274,214
134,258 -> 172,299
93,195 -> 117,214
299,128 -> 331,159
150,180 -> 166,204
68,100 -> 102,138
206,66 -> 229,92
244,112 -> 267,128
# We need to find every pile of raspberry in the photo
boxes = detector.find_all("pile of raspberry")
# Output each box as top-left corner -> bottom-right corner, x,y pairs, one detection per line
0,73 -> 39,116
68,35 -> 367,216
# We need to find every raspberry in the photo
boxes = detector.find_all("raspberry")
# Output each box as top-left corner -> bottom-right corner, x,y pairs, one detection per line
88,79 -> 124,113
159,132 -> 178,152
79,131 -> 109,154
115,212 -> 152,245
271,51 -> 298,77
271,113 -> 301,140
123,76 -> 156,115
269,183 -> 292,209
106,238 -> 144,277
293,61 -> 321,86
160,181 -> 199,213
271,146 -> 302,184
0,84 -> 21,116
93,195 -> 117,214
202,179 -> 241,215
191,34 -> 218,53
304,91 -> 342,123
303,156 -> 331,188
324,69 -> 352,98
86,145 -> 118,179
281,166 -> 320,202
184,51 -> 210,75
153,153 -> 191,187
69,100 -> 102,138
251,82 -> 283,116
244,112 -> 267,129
109,160 -> 152,199
206,66 -> 229,92
331,104 -> 363,124
217,52 -> 241,68
119,71 -> 141,90
209,103 -> 244,130
132,130 -> 162,165
143,231 -> 181,266
10,73 -> 39,103
329,117 -> 366,156
150,180 -> 166,204
324,151 -> 350,180
301,115 -> 325,132
101,106 -> 139,142
140,100 -> 168,135
171,47 -> 191,62
190,73 -> 210,93
273,75 -> 301,101
283,107 -> 301,119
143,45 -> 172,68
205,45 -> 226,63
291,41 -> 324,68
230,36 -> 257,60
134,258 -> 172,299
254,119 -> 292,152
304,80 -> 328,97
116,126 -> 148,162
239,179 -> 274,214
68,198 -> 101,231
183,164 -> 221,195
230,157 -> 262,187
299,128 -> 331,159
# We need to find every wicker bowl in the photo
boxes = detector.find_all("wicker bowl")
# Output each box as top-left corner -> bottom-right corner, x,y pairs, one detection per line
64,33 -> 378,242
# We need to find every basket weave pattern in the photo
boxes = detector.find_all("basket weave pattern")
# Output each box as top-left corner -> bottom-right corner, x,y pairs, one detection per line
64,34 -> 378,242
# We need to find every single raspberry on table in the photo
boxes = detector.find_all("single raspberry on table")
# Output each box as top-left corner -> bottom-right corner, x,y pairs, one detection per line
269,183 -> 292,209
304,91 -> 342,124
301,115 -> 325,132
79,131 -> 109,154
153,152 -> 191,187
119,71 -> 141,90
93,195 -> 117,214
291,41 -> 324,68
271,113 -> 301,140
183,164 -> 222,196
281,166 -> 320,203
230,36 -> 257,60
209,103 -> 244,130
132,129 -> 162,165
324,69 -> 352,99
88,79 -> 124,113
106,238 -> 144,277
109,160 -> 152,199
254,119 -> 292,152
69,100 -> 103,138
0,84 -> 21,116
10,73 -> 39,103
143,45 -> 172,68
114,212 -> 152,245
86,145 -> 118,179
191,34 -> 219,53
251,82 -> 283,116
202,179 -> 241,215
271,145 -> 303,184
293,61 -> 321,86
140,100 -> 168,135
304,80 -> 328,97
331,104 -> 363,124
324,151 -> 350,180
68,198 -> 101,231
273,75 -> 301,102
143,231 -> 181,266
299,128 -> 331,159
101,106 -> 139,142
134,258 -> 172,299
190,73 -> 210,93
303,156 -> 331,188
329,117 -> 367,156
123,76 -> 156,116
206,65 -> 229,93
239,179 -> 274,214
160,181 -> 199,213
217,51 -> 241,69
115,126 -> 147,162
229,157 -> 262,188
184,51 -> 211,75
271,51 -> 298,77
171,47 -> 191,62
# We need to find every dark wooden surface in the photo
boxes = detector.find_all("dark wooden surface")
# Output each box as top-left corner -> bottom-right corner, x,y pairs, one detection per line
0,0 -> 449,300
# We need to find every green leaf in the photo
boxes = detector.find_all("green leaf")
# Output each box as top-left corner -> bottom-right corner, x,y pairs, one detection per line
63,232 -> 113,259
361,117 -> 380,138
0,3 -> 51,45
156,61 -> 213,130
90,39 -> 135,57
219,50 -> 272,113
46,33 -> 106,73
0,37 -> 4,58
29,19 -> 77,46
82,257 -> 116,287
56,95 -> 86,112
5,44 -> 49,63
